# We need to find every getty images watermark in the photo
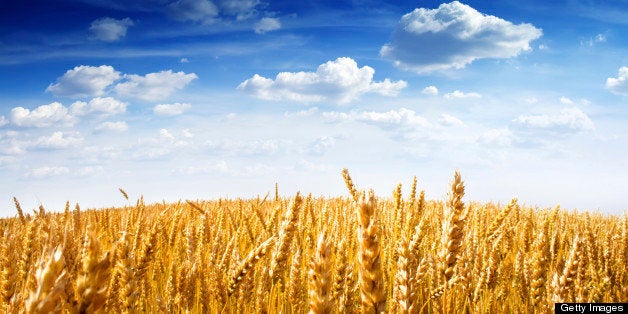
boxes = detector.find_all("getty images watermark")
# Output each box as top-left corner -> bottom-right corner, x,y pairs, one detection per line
555,303 -> 627,313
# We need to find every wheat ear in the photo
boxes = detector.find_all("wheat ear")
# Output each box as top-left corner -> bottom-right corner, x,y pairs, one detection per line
486,198 -> 517,241
25,246 -> 68,314
228,236 -> 274,296
76,232 -> 111,314
308,232 -> 332,314
270,192 -> 303,285
342,168 -> 360,203
394,236 -> 412,313
441,170 -> 466,283
357,190 -> 386,313
13,197 -> 27,225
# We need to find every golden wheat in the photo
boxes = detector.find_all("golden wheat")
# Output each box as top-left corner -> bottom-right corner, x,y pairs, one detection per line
0,169 -> 624,313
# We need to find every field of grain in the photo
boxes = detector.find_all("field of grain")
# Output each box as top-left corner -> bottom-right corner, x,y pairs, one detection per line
0,169 -> 626,313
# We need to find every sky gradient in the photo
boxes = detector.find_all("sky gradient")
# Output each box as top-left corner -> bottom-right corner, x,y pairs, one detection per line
1,0 -> 627,216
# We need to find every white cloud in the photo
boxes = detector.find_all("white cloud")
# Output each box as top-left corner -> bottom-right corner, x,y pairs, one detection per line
70,97 -> 127,116
254,17 -> 281,34
33,131 -> 83,149
438,114 -> 464,126
560,96 -> 574,105
581,33 -> 607,47
77,166 -> 105,177
444,90 -> 481,99
296,160 -> 333,172
0,156 -> 18,167
175,161 -> 274,177
168,0 -> 219,23
46,65 -> 121,98
606,67 -> 628,96
0,132 -> 27,155
0,142 -> 25,155
477,128 -> 513,146
160,128 -> 175,141
153,103 -> 192,116
180,58 -> 190,63
525,97 -> 539,104
115,70 -> 198,101
175,161 -> 230,175
421,86 -> 439,96
307,136 -> 336,156
27,166 -> 70,179
380,1 -> 542,72
0,116 -> 7,127
238,57 -> 407,104
89,17 -> 133,42
513,107 -> 594,132
95,121 -> 128,132
219,0 -> 260,20
204,139 -> 283,156
10,102 -> 75,127
323,108 -> 432,129
182,129 -> 194,138
284,107 -> 319,118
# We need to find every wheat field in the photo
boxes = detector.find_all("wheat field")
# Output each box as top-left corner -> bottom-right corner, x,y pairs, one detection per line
0,169 -> 626,313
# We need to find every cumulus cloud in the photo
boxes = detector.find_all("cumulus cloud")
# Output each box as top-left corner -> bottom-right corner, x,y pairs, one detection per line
175,161 -> 273,177
477,128 -> 513,146
175,161 -> 230,175
559,96 -> 574,105
0,132 -> 27,155
95,121 -> 128,132
219,0 -> 260,20
89,17 -> 133,42
254,17 -> 281,34
238,57 -> 407,104
33,131 -> 83,149
513,107 -> 594,132
115,70 -> 198,101
421,86 -> 438,96
380,1 -> 542,72
307,136 -> 336,156
444,90 -> 481,99
168,0 -> 219,23
27,166 -> 70,178
284,107 -> 319,118
160,128 -> 176,141
606,67 -> 628,96
10,102 -> 75,127
70,97 -> 127,116
438,114 -> 464,126
77,166 -> 105,177
46,65 -> 121,98
323,108 -> 432,129
182,129 -> 194,138
153,103 -> 192,116
204,139 -> 284,156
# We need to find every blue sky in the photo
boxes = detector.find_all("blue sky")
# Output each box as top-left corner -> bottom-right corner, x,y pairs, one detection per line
1,0 -> 627,216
